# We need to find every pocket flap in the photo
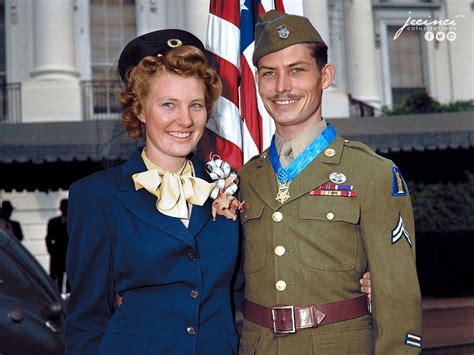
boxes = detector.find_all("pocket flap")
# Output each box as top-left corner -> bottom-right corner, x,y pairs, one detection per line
300,199 -> 360,224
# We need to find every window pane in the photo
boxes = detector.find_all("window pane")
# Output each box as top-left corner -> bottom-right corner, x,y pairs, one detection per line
90,0 -> 136,81
387,26 -> 425,105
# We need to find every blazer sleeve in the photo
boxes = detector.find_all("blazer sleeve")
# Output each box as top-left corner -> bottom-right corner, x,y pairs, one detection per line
360,160 -> 422,353
65,181 -> 115,355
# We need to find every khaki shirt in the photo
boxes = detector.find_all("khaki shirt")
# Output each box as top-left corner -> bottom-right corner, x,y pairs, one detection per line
238,136 -> 422,354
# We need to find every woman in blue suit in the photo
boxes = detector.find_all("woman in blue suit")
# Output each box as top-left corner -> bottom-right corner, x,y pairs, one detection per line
65,29 -> 242,354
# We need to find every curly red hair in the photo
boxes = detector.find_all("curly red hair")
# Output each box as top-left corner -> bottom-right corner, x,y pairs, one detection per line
119,45 -> 222,139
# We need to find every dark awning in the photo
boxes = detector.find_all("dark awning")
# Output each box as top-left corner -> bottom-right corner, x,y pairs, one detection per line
330,112 -> 474,153
0,112 -> 473,163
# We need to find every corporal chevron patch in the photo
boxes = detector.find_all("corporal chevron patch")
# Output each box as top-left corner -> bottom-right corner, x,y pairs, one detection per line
405,333 -> 422,348
391,215 -> 412,247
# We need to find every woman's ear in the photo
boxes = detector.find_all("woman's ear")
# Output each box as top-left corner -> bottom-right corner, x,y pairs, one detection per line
138,111 -> 146,124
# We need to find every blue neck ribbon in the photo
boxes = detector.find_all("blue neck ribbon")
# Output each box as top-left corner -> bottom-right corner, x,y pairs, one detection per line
269,123 -> 337,183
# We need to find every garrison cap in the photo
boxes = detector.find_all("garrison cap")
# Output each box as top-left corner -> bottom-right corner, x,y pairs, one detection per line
253,10 -> 326,66
118,29 -> 206,83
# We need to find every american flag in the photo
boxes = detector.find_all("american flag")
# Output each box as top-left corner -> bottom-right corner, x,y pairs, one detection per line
205,0 -> 303,169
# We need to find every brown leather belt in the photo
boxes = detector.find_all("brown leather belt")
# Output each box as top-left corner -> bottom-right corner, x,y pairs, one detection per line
243,295 -> 370,336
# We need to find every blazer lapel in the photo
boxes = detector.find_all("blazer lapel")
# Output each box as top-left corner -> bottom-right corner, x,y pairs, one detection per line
113,148 -> 196,249
187,155 -> 212,237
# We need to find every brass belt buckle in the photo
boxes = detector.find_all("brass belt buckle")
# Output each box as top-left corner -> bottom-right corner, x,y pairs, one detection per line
271,305 -> 296,334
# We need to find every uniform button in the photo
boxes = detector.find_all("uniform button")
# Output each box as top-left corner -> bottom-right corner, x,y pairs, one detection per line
324,148 -> 336,157
275,280 -> 287,291
272,211 -> 283,222
187,250 -> 199,261
344,139 -> 350,143
274,245 -> 286,256
326,212 -> 335,220
190,290 -> 198,299
186,326 -> 197,335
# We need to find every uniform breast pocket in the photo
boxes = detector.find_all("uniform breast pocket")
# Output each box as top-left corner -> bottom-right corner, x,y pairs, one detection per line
298,198 -> 360,271
241,200 -> 267,273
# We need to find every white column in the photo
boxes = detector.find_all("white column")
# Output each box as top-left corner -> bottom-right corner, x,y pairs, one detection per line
445,0 -> 473,101
31,0 -> 79,80
303,0 -> 330,47
73,0 -> 92,80
345,0 -> 380,107
136,0 -> 169,35
22,0 -> 81,122
183,0 -> 209,43
304,0 -> 350,118
5,1 -> 34,82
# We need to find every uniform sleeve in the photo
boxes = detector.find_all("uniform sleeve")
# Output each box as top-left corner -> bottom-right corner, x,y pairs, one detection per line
360,160 -> 422,353
65,182 -> 115,355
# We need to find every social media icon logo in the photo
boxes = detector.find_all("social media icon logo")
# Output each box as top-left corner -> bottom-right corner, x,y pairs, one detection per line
435,31 -> 446,41
424,31 -> 434,41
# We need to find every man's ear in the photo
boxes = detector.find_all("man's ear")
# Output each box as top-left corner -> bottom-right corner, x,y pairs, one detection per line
321,64 -> 335,90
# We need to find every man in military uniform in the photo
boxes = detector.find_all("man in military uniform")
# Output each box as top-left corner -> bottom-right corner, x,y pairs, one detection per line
238,10 -> 422,354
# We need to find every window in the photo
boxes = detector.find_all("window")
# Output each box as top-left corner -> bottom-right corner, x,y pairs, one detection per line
387,25 -> 426,105
89,0 -> 136,117
90,0 -> 136,81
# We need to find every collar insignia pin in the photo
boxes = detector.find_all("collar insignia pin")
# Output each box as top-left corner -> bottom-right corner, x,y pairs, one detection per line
329,172 -> 347,184
276,25 -> 290,39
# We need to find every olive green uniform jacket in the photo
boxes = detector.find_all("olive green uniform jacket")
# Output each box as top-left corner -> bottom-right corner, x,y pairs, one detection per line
238,136 -> 422,354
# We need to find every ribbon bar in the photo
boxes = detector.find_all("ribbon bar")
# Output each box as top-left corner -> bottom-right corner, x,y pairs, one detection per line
309,190 -> 358,197
318,184 -> 353,191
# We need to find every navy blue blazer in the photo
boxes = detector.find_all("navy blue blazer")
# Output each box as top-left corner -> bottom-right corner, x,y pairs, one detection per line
65,148 -> 241,354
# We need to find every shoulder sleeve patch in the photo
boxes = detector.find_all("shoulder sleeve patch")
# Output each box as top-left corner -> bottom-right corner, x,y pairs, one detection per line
391,166 -> 407,196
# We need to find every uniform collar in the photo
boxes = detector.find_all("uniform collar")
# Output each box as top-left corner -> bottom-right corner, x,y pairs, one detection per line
275,119 -> 328,158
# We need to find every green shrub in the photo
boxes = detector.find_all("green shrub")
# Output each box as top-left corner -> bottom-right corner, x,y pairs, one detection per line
384,92 -> 474,115
409,172 -> 474,296
409,171 -> 474,232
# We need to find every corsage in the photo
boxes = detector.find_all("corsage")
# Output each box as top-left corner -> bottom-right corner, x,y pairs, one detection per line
205,154 -> 247,221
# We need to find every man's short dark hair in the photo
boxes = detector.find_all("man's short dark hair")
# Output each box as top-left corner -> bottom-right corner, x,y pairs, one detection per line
304,42 -> 328,72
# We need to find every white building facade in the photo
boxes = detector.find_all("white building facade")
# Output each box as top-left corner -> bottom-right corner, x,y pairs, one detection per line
0,0 -> 473,270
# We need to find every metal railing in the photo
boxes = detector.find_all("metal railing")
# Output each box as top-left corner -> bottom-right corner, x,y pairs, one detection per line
349,95 -> 381,117
0,82 -> 22,123
2,80 -> 382,123
80,80 -> 122,121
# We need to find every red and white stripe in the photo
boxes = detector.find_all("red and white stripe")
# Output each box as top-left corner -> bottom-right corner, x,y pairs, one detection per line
206,1 -> 303,169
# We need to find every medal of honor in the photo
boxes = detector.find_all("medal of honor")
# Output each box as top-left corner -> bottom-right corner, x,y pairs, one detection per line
269,124 -> 338,205
276,181 -> 290,203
